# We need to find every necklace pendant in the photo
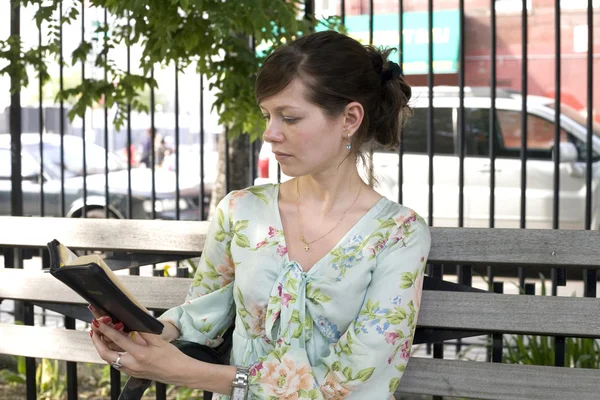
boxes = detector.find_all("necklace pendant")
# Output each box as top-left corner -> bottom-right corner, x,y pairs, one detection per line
304,244 -> 310,252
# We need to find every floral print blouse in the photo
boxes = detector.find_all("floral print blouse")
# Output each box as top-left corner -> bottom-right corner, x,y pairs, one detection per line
160,183 -> 431,399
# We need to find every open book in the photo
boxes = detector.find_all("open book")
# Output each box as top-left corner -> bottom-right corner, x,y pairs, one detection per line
47,239 -> 164,334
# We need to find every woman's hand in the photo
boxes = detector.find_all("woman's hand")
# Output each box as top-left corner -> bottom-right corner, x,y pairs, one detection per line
88,305 -> 146,351
90,318 -> 190,384
87,304 -> 180,351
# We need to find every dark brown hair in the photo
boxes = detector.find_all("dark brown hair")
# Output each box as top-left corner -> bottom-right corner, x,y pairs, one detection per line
255,30 -> 412,152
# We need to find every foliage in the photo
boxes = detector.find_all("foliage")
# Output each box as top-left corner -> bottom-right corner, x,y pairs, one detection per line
1,0 -> 342,139
0,357 -> 66,399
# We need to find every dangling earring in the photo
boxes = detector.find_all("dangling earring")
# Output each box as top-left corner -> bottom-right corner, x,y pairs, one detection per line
346,133 -> 352,150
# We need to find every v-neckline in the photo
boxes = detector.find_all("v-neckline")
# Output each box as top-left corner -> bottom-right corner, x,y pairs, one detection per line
273,183 -> 388,275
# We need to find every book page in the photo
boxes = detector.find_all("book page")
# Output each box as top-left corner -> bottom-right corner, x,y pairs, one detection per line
58,244 -> 151,313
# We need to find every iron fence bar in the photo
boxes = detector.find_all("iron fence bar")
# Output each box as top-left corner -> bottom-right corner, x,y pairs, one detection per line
24,302 -> 36,400
110,366 -> 121,400
81,1 -> 88,219
175,63 -> 181,221
553,0 -> 560,231
174,63 -> 184,279
552,1 -> 566,291
489,0 -> 496,229
397,0 -> 404,205
583,0 -> 596,299
151,68 -> 157,220
126,13 -> 133,223
156,382 -> 167,400
457,0 -> 465,228
225,127 -> 230,193
427,0 -> 433,227
554,336 -> 566,367
59,0 -> 65,217
431,264 -> 444,387
250,36 -> 257,186
490,281 -> 503,363
518,0 -> 529,292
585,0 -> 593,231
104,8 -> 110,219
199,73 -> 206,220
39,18 -> 45,217
65,316 -> 78,400
368,0 -> 374,45
519,0 -> 528,231
340,0 -> 345,24
456,2 -> 469,356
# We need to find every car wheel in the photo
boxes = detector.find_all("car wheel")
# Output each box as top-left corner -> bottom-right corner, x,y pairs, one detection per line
85,208 -> 117,219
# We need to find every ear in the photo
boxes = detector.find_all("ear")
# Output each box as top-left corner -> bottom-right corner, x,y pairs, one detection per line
342,102 -> 364,138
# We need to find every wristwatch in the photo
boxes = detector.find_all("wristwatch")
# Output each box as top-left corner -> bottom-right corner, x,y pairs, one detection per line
230,366 -> 250,400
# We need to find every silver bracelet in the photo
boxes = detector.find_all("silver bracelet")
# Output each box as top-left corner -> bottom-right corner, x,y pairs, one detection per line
230,366 -> 250,400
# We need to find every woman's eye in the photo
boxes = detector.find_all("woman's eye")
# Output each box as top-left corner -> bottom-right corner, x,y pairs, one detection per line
262,115 -> 270,121
283,117 -> 297,124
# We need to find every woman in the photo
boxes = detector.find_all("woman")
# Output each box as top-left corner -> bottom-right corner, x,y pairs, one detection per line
90,30 -> 431,399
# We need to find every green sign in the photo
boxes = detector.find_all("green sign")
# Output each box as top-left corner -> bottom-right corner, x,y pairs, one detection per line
343,10 -> 460,75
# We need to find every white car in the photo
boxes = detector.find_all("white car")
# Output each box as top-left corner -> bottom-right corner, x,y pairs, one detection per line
255,86 -> 600,230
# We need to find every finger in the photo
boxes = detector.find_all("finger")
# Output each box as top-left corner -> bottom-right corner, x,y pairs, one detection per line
96,319 -> 144,354
87,304 -> 107,320
136,331 -> 164,347
90,328 -> 118,364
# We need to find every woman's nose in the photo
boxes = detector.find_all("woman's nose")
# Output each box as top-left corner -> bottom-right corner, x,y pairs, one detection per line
263,123 -> 283,143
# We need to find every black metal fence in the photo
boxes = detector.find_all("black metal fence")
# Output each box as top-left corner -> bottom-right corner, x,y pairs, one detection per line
2,0 -> 598,399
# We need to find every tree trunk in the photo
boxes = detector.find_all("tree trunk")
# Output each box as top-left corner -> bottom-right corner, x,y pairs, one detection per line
209,129 -> 251,218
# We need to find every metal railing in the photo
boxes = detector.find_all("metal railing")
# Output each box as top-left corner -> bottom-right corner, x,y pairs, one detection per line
2,0 -> 598,399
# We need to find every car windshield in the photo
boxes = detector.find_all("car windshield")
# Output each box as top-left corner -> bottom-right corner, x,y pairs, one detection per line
546,102 -> 600,139
24,137 -> 127,178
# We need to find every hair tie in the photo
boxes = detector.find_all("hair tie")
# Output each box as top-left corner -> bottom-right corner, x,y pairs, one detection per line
381,61 -> 402,83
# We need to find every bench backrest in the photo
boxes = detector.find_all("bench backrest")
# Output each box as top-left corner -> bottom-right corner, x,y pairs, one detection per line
1,216 -> 600,400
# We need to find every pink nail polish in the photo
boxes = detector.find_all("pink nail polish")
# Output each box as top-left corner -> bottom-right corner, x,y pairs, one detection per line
114,322 -> 124,331
92,319 -> 99,328
100,316 -> 112,324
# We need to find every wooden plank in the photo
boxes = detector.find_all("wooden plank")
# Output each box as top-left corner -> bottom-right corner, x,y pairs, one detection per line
1,324 -> 598,400
418,291 -> 600,338
427,227 -> 600,268
0,216 -> 208,255
4,269 -> 600,337
399,357 -> 600,400
1,217 -> 599,267
0,324 -> 104,364
0,269 -> 189,311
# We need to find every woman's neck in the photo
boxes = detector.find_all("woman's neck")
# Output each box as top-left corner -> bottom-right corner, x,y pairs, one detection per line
296,162 -> 366,216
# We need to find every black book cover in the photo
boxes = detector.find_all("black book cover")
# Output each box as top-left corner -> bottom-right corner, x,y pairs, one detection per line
47,239 -> 164,334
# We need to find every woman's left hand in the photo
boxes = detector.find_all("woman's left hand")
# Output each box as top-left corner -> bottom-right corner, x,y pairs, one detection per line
90,318 -> 190,383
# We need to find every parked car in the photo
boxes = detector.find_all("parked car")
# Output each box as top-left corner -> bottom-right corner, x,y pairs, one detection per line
0,133 -> 204,220
255,86 -> 600,230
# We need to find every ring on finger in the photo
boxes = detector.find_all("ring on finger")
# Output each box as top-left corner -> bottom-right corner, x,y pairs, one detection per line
111,352 -> 124,370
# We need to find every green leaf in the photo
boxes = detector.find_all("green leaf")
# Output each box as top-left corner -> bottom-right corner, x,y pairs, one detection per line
395,364 -> 406,373
233,220 -> 249,233
331,361 -> 342,371
354,367 -> 375,382
235,234 -> 251,248
217,208 -> 225,229
214,231 -> 226,242
342,366 -> 353,381
389,377 -> 401,392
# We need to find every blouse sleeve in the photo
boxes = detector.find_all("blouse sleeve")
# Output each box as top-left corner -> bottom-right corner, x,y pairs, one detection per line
158,192 -> 236,347
248,214 -> 431,399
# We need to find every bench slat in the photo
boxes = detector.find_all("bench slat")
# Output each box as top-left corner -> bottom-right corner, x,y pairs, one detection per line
0,269 -> 189,311
1,324 -> 597,400
0,217 -> 208,256
4,269 -> 600,338
1,216 -> 599,267
399,357 -> 600,400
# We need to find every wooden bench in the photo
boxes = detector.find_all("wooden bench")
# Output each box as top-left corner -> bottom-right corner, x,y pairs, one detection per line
1,216 -> 600,399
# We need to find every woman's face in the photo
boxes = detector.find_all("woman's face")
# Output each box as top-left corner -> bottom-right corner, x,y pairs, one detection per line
259,79 -> 348,178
